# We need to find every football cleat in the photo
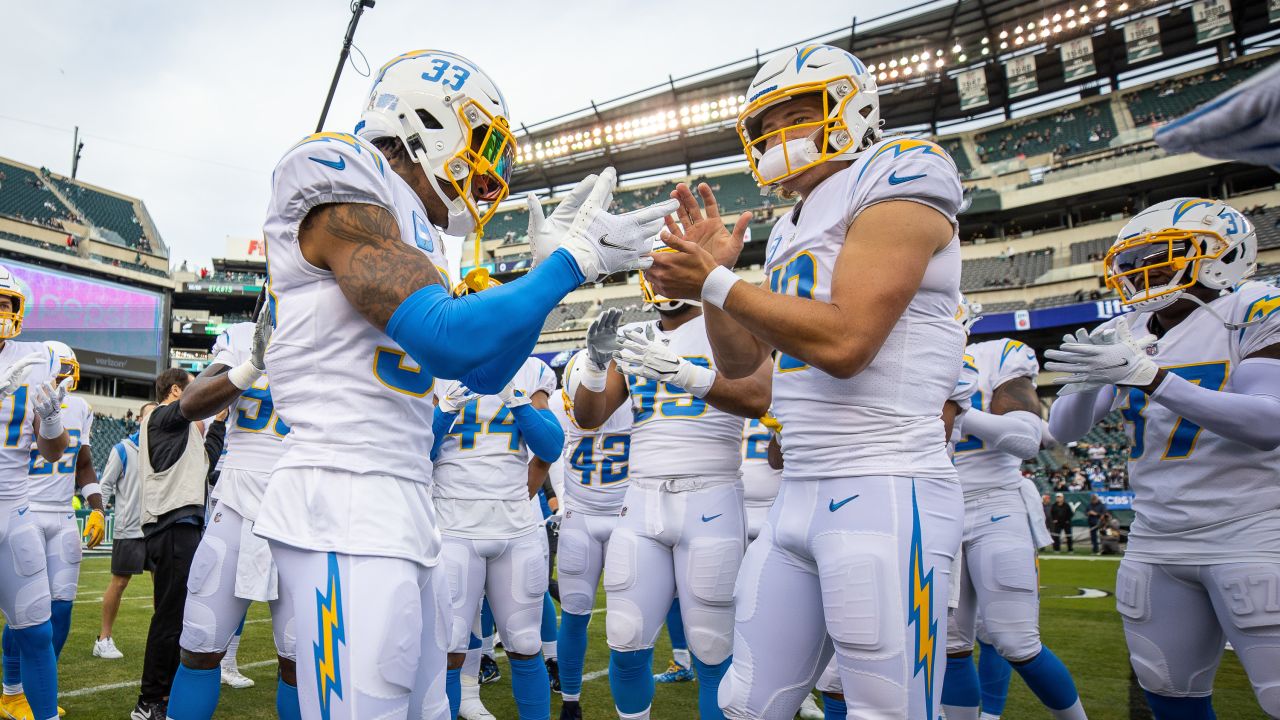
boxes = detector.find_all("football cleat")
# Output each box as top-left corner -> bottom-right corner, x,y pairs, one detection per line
220,665 -> 255,689
129,699 -> 167,720
559,699 -> 584,720
479,654 -> 501,684
797,693 -> 824,719
547,657 -> 561,692
653,659 -> 696,683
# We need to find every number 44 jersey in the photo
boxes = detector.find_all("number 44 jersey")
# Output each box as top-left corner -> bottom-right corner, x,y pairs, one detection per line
1100,280 -> 1280,564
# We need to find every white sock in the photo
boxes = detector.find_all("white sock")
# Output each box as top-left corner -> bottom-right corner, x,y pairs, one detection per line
461,674 -> 481,698
942,705 -> 980,720
980,713 -> 1003,720
543,640 -> 558,660
1049,700 -> 1088,720
481,634 -> 495,658
3,684 -> 22,696
462,646 -> 481,679
672,648 -> 691,667
222,633 -> 241,670
618,708 -> 651,720
563,693 -> 581,702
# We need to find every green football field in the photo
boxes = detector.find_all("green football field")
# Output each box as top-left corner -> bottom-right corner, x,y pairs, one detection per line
28,553 -> 1270,719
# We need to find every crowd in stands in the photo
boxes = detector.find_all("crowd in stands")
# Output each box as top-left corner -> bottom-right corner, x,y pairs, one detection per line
974,103 -> 1114,163
1023,411 -> 1130,493
1127,59 -> 1268,127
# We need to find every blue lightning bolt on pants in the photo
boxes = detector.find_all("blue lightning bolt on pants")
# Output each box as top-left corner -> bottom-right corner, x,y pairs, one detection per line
718,476 -> 964,720
269,543 -> 452,720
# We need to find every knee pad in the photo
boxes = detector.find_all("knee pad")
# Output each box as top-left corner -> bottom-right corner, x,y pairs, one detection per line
815,659 -> 842,694
10,577 -> 51,629
557,528 -> 590,578
978,547 -> 1042,661
275,613 -> 297,661
604,597 -> 647,651
180,597 -> 221,653
374,579 -> 423,693
682,604 -> 735,665
57,523 -> 82,566
186,535 -> 227,598
7,522 -> 45,579
48,566 -> 79,602
685,537 -> 742,606
819,536 -> 898,656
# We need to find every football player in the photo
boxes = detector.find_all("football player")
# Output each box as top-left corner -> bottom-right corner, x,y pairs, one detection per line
644,44 -> 967,719
432,269 -> 564,720
550,349 -> 632,720
741,415 -> 781,543
1046,198 -> 1280,719
572,290 -> 772,719
1,341 -> 98,720
163,305 -> 299,720
942,297 -> 1087,720
253,49 -> 675,720
0,265 -> 70,720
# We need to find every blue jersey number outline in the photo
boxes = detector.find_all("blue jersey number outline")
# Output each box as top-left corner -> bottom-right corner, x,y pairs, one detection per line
1119,360 -> 1228,461
768,252 -> 817,372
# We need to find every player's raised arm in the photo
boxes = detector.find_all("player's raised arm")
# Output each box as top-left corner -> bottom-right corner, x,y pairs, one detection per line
570,309 -> 630,428
179,307 -> 272,421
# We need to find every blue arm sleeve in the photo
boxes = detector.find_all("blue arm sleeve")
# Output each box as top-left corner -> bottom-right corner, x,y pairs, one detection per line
386,249 -> 585,394
510,404 -> 564,463
430,406 -> 459,462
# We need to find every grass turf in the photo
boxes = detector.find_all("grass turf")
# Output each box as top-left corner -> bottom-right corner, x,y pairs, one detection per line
20,553 -> 1270,719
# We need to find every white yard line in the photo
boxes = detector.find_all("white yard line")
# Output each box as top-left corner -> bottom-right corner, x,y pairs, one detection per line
61,660 -> 277,698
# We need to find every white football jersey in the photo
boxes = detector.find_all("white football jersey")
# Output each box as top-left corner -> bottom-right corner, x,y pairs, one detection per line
623,315 -> 744,481
212,322 -> 287,520
27,395 -> 92,511
952,339 -> 1040,494
0,340 -> 56,501
433,357 -> 557,538
765,136 -> 966,481
741,418 -> 781,507
1100,281 -> 1280,564
551,388 -> 631,514
263,132 -> 450,483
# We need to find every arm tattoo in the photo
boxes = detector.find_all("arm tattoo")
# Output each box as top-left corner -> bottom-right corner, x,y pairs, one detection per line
303,203 -> 445,329
990,376 -> 1042,417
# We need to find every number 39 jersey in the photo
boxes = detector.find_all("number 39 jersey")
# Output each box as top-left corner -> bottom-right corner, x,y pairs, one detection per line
0,340 -> 56,500
263,133 -> 450,484
433,357 -> 557,538
211,322 -> 288,520
764,136 -> 965,481
1100,281 -> 1280,564
952,339 -> 1040,494
551,388 -> 631,514
27,395 -> 92,511
622,315 -> 744,481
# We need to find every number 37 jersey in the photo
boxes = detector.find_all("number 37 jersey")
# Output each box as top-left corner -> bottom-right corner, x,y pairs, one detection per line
1101,281 -> 1280,564
263,133 -> 450,484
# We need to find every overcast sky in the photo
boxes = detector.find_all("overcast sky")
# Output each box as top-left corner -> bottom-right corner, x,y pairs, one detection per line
0,0 -> 886,269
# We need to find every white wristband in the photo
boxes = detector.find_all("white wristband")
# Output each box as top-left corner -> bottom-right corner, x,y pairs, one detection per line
228,361 -> 264,390
676,362 -> 718,399
701,266 -> 743,309
81,483 -> 102,499
580,362 -> 608,393
38,412 -> 64,439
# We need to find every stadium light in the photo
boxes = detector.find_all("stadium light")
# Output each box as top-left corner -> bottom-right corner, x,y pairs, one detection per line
953,43 -> 962,52
982,46 -> 990,54
981,37 -> 989,44
1000,41 -> 1008,48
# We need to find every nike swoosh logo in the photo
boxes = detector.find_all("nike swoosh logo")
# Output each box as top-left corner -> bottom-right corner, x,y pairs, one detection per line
991,514 -> 1010,522
756,65 -> 786,85
829,495 -> 860,512
887,172 -> 926,185
17,507 -> 27,516
309,156 -> 346,171
701,513 -> 723,523
807,61 -> 834,70
598,234 -> 628,251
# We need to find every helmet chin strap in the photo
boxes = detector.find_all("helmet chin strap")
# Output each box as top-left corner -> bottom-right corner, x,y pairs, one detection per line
396,113 -> 476,235
1182,289 -> 1263,330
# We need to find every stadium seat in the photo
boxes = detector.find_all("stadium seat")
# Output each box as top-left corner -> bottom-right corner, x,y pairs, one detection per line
1126,59 -> 1273,127
960,248 -> 1053,291
48,175 -> 151,250
0,161 -> 79,229
973,101 -> 1118,163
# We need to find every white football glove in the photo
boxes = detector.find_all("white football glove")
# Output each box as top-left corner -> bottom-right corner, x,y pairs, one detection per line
585,308 -> 624,372
436,380 -> 480,414
1044,322 -> 1158,395
33,377 -> 71,439
614,325 -> 716,398
229,307 -> 273,390
496,381 -> 532,409
558,168 -> 679,283
0,352 -> 45,400
526,173 -> 602,267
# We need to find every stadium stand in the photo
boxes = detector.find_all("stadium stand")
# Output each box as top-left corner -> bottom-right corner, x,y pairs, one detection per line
542,300 -> 592,333
48,175 -> 152,250
1127,58 -> 1270,127
89,253 -> 168,277
938,137 -> 972,176
596,296 -> 655,324
974,101 -> 1118,163
0,228 -> 77,256
0,160 -> 79,229
1069,237 -> 1112,264
960,247 -> 1054,291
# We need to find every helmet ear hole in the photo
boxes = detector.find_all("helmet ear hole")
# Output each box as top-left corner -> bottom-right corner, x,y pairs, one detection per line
416,109 -> 443,130
1222,247 -> 1239,264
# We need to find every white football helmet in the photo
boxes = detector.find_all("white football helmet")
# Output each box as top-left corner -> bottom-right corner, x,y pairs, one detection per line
1105,198 -> 1257,312
737,44 -> 880,187
955,295 -> 984,334
560,349 -> 589,412
0,265 -> 28,340
44,340 -> 79,391
357,50 -> 516,236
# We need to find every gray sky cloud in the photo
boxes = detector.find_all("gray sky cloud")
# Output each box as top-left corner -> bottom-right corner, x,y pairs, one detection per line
1,0 -> 876,267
